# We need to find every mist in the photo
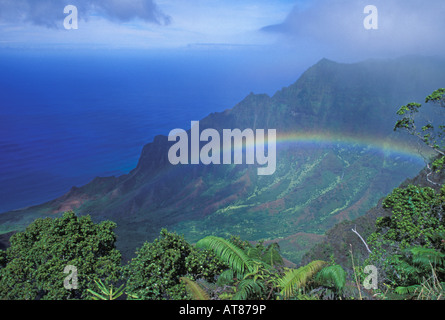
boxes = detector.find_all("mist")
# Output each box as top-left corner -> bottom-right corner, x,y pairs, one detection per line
262,0 -> 445,61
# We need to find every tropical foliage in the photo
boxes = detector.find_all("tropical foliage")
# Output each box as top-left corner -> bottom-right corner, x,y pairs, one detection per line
393,246 -> 445,299
363,184 -> 445,297
123,229 -> 226,300
278,260 -> 327,299
1,201 -> 443,300
86,279 -> 126,300
1,89 -> 444,300
0,211 -> 122,299
195,235 -> 347,300
195,235 -> 283,300
180,276 -> 211,300
394,88 -> 445,182
349,89 -> 445,299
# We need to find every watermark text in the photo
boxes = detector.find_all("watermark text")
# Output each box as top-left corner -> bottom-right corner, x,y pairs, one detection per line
168,121 -> 276,175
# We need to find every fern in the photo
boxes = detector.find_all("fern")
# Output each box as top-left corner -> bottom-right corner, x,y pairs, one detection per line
232,278 -> 265,300
393,246 -> 445,298
180,277 -> 210,300
216,269 -> 235,286
262,243 -> 284,267
409,247 -> 445,268
395,285 -> 420,295
279,260 -> 327,299
245,243 -> 283,268
245,247 -> 262,260
390,254 -> 422,280
315,264 -> 347,291
196,236 -> 253,277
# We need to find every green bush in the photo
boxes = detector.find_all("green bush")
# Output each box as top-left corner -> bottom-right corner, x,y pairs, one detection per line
0,211 -> 122,300
124,229 -> 225,300
366,184 -> 445,290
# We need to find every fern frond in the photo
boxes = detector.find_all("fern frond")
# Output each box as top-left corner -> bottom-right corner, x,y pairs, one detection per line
196,236 -> 252,276
315,264 -> 347,291
217,269 -> 235,286
245,247 -> 262,260
395,285 -> 420,295
180,277 -> 210,300
232,278 -> 265,300
410,247 -> 445,267
391,254 -> 421,277
262,243 -> 284,267
279,260 -> 327,299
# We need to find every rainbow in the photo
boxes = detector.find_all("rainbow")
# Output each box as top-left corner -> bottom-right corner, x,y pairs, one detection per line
167,121 -> 429,176
274,131 -> 428,163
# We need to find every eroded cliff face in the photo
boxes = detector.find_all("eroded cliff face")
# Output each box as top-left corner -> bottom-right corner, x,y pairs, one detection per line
1,56 -> 444,263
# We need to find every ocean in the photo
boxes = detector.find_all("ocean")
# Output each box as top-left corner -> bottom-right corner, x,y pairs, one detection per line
0,48 -> 304,212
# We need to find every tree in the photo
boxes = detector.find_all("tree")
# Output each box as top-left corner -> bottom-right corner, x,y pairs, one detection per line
124,229 -> 225,300
0,250 -> 6,269
0,211 -> 122,300
394,88 -> 445,185
366,184 -> 445,291
362,88 -> 445,297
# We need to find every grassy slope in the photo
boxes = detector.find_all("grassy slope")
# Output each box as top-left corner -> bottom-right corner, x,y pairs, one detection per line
302,167 -> 445,270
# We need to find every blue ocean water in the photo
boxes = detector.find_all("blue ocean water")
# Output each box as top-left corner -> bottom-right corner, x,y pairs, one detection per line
0,49 -> 304,212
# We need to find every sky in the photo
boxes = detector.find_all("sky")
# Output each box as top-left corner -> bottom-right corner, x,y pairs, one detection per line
0,0 -> 444,62
0,0 -> 293,49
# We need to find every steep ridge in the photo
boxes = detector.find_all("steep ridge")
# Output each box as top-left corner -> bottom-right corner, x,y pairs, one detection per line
1,56 -> 444,263
302,165 -> 445,269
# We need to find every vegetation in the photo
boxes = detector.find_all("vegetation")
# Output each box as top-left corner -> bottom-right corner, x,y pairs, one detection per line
364,183 -> 445,297
86,279 -> 126,300
123,229 -> 226,300
394,88 -> 445,184
0,217 -> 347,300
0,211 -> 121,299
363,88 -> 445,298
0,89 -> 444,300
196,235 -> 285,300
0,195 -> 443,300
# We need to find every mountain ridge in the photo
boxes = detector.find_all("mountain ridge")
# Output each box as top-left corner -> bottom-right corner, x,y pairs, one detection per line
1,55 -> 445,263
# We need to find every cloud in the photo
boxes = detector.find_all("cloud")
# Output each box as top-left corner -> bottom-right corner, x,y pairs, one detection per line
0,0 -> 171,28
261,0 -> 445,59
